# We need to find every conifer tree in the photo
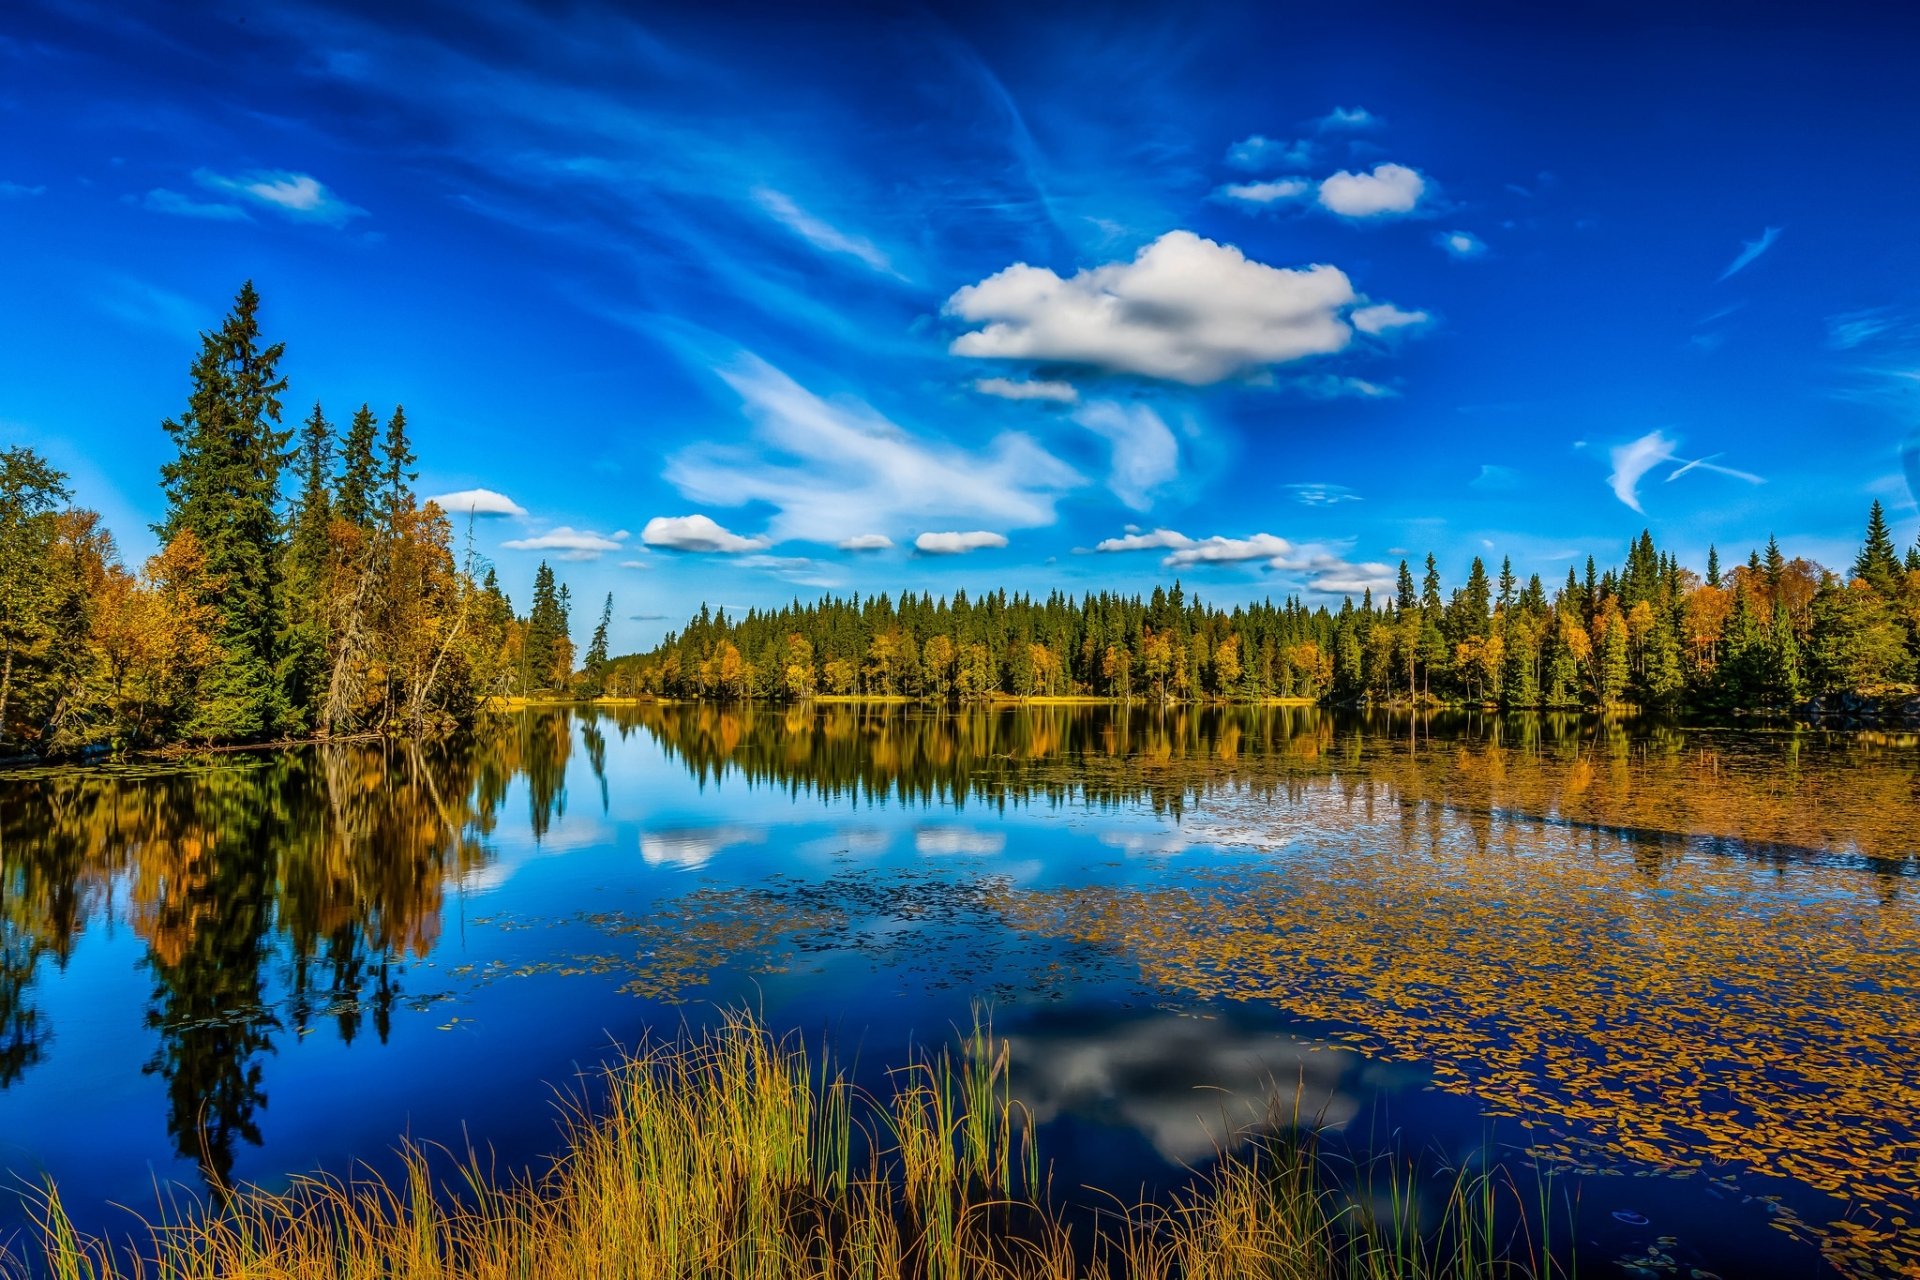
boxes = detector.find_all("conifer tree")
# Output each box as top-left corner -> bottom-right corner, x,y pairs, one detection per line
584,593 -> 613,696
336,405 -> 380,531
1854,500 -> 1901,591
1706,544 -> 1721,588
281,403 -> 336,726
380,405 -> 417,535
156,280 -> 291,739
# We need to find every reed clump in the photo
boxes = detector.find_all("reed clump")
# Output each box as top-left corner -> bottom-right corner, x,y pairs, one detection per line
13,1010 -> 1567,1280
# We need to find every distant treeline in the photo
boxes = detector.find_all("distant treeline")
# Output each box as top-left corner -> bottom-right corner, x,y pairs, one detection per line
0,283 -> 611,757
612,513 -> 1920,713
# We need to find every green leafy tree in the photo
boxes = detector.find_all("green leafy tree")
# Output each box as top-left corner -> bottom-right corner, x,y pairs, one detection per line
0,448 -> 71,744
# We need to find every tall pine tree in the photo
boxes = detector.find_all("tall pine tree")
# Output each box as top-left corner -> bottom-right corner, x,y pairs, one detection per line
336,404 -> 380,531
157,281 -> 291,739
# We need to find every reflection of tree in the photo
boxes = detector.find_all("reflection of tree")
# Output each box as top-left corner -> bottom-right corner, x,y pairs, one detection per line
0,726 -> 545,1182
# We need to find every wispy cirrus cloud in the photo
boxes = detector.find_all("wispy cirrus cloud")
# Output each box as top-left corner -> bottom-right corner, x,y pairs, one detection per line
1073,401 -> 1179,510
1286,483 -> 1361,506
1718,226 -> 1782,281
1226,135 -> 1316,171
665,354 -> 1083,545
1215,177 -> 1312,207
1607,430 -> 1764,512
751,186 -> 902,279
189,168 -> 368,227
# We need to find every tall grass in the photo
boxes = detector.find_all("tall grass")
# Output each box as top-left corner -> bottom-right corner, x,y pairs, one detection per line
9,1010 -> 1571,1280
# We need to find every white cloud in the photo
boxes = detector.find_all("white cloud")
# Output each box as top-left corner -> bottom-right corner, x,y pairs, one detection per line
946,230 -> 1362,385
1290,373 -> 1396,399
1226,135 -> 1316,170
1608,431 -> 1677,513
425,487 -> 527,517
836,533 -> 894,551
501,526 -> 630,560
1436,230 -> 1487,259
915,530 -> 1007,555
640,514 -> 771,553
1719,226 -> 1782,281
140,188 -> 250,221
915,827 -> 1006,856
1825,307 -> 1904,351
1286,483 -> 1361,506
1093,527 -> 1392,595
751,186 -> 901,279
640,825 -> 765,870
973,376 -> 1079,403
1351,302 -> 1430,335
1316,106 -> 1378,132
1073,401 -> 1179,510
194,169 -> 367,227
1216,178 -> 1312,206
666,355 -> 1083,544
1317,164 -> 1427,218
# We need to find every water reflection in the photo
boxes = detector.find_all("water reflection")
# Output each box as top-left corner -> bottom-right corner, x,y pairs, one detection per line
1,703 -> 1916,1274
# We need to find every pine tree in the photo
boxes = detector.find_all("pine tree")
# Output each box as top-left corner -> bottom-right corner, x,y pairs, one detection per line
584,593 -> 613,696
157,280 -> 291,739
1395,561 -> 1416,615
380,405 -> 417,534
281,403 -> 335,727
1706,544 -> 1721,588
289,403 -> 333,577
1854,500 -> 1901,591
336,404 -> 380,531
1764,534 -> 1786,591
1598,607 -> 1630,705
1497,556 -> 1516,610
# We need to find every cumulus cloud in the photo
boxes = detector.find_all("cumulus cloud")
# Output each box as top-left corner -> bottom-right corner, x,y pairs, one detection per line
973,376 -> 1078,403
837,533 -> 894,551
946,230 -> 1362,385
501,526 -> 630,560
426,487 -> 527,517
1436,230 -> 1487,259
665,355 -> 1083,544
640,825 -> 765,870
1094,527 -> 1392,595
194,169 -> 367,227
1226,135 -> 1316,170
1073,401 -> 1179,510
915,531 -> 1007,555
1351,302 -> 1431,335
640,513 -> 771,553
1719,226 -> 1782,281
139,188 -> 251,221
751,186 -> 900,278
1316,106 -> 1378,132
1317,164 -> 1427,218
1216,177 -> 1312,206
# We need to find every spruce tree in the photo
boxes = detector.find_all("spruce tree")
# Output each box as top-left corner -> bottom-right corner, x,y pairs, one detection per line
157,280 -> 291,739
1706,544 -> 1721,588
281,403 -> 335,726
336,404 -> 380,530
585,593 -> 613,695
380,405 -> 417,534
1854,500 -> 1901,591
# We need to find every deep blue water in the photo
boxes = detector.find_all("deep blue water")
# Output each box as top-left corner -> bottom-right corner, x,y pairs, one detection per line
4,704 -> 1913,1276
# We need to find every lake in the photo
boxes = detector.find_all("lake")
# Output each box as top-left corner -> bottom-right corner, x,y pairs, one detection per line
2,704 -> 1916,1277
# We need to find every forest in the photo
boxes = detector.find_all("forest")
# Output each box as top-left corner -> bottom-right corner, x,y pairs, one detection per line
0,283 -> 610,758
613,509 -> 1920,714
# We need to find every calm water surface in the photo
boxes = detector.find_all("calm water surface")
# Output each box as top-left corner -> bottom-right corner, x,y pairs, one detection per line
2,705 -> 1917,1277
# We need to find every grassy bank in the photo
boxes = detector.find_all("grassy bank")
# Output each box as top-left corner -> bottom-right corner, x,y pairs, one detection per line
16,1013 -> 1568,1280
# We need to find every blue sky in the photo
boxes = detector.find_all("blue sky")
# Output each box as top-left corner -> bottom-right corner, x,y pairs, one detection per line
4,0 -> 1919,651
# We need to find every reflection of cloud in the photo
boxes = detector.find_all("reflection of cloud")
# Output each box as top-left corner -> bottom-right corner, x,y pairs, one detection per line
1099,829 -> 1192,856
796,828 -> 894,859
640,825 -> 766,870
1004,1011 -> 1371,1164
915,827 -> 1006,856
